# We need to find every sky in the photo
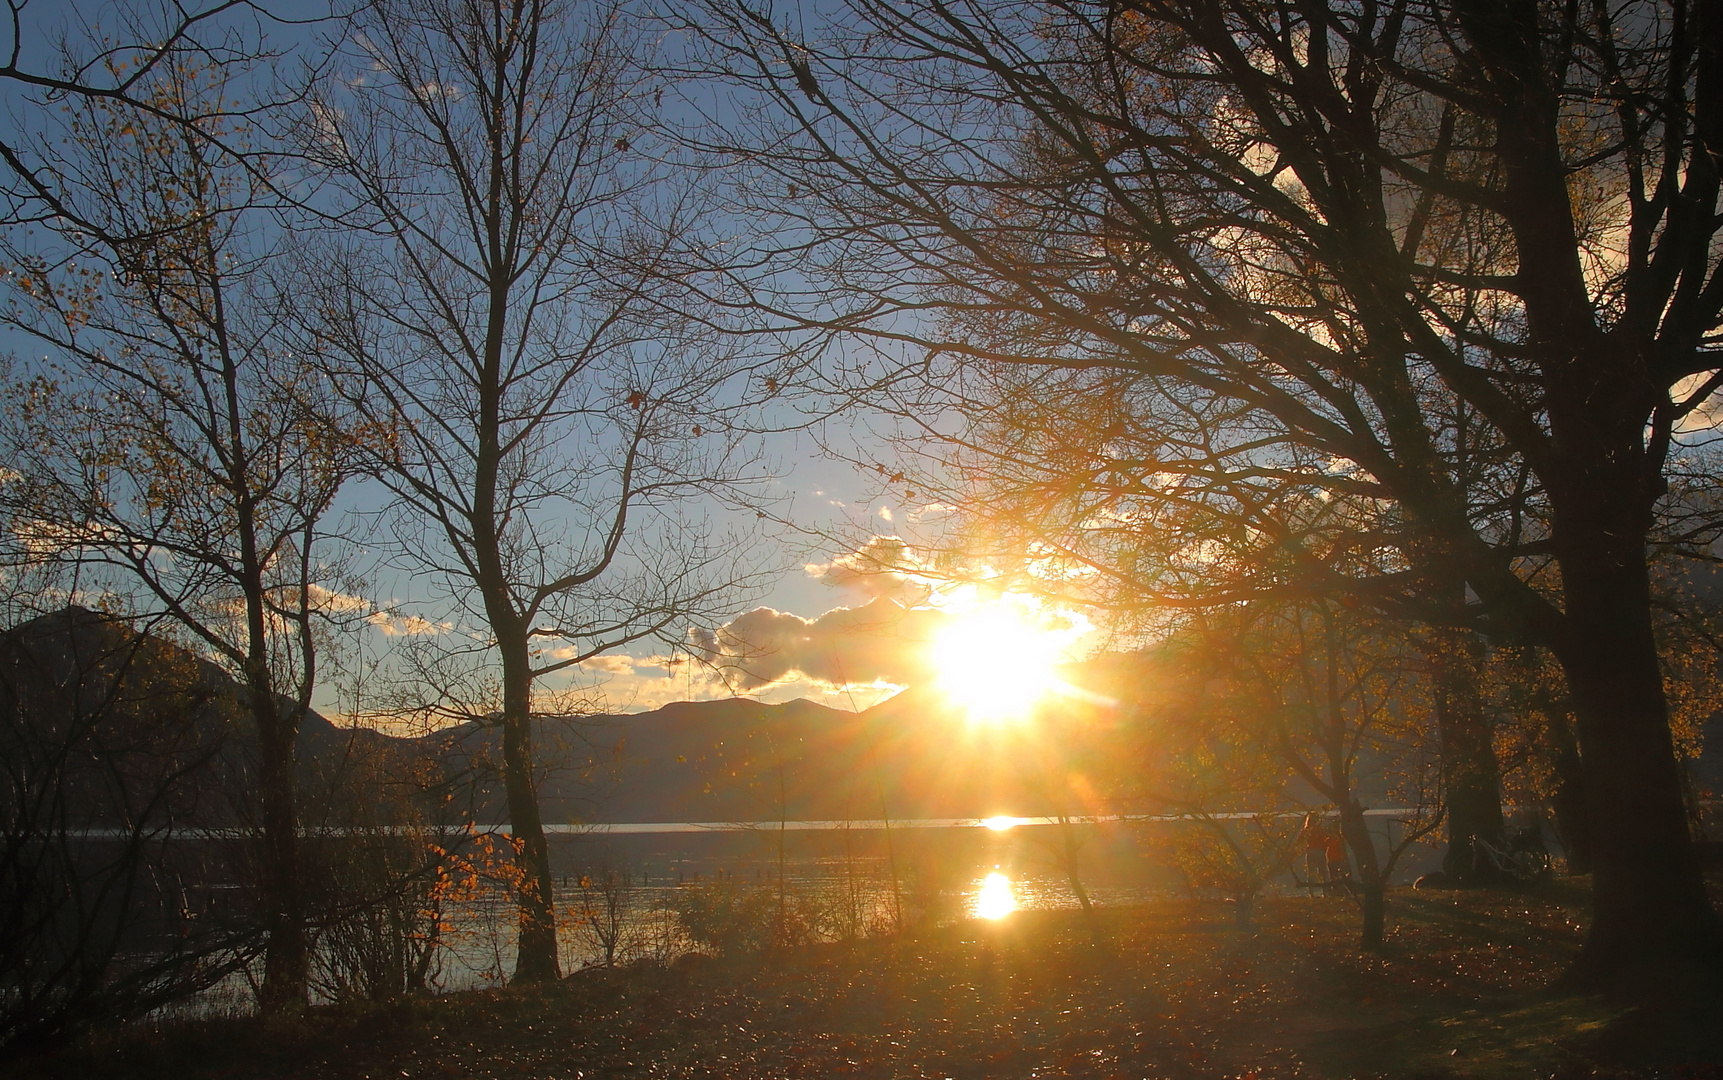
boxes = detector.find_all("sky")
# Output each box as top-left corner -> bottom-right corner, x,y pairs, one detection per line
344,417 -> 1107,719
0,0 -> 1066,721
11,2 -> 1713,726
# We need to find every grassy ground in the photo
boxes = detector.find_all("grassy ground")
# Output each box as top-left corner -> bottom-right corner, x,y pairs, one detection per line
8,882 -> 1722,1079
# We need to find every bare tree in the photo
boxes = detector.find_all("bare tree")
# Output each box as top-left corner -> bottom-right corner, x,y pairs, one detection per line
667,0 -> 1723,994
301,0 -> 771,982
0,0 -> 323,239
572,866 -> 638,967
0,58 -> 359,1010
1134,648 -> 1308,930
1186,599 -> 1445,948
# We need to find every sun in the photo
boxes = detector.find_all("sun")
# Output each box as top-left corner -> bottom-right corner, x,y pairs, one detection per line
928,599 -> 1076,721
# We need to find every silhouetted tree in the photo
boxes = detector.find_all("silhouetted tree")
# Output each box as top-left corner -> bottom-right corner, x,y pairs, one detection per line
302,0 -> 771,981
0,58 -> 360,1010
1186,600 -> 1445,949
669,0 -> 1723,994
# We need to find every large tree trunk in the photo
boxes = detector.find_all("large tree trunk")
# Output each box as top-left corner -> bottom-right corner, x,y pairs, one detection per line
252,683 -> 308,1013
1550,520 -> 1722,995
1454,0 -> 1723,995
498,641 -> 560,983
1428,626 -> 1506,883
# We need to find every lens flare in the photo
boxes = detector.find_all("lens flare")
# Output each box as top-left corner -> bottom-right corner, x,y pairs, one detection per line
975,871 -> 1017,920
981,816 -> 1025,831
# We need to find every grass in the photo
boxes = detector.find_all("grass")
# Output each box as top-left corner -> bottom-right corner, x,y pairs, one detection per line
7,881 -> 1722,1079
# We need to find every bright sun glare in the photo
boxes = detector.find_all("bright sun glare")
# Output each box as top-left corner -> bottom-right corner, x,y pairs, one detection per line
976,872 -> 1017,920
929,600 -> 1080,721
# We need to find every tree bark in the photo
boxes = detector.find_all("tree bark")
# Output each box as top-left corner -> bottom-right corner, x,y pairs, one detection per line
1549,509 -> 1722,994
1358,880 -> 1386,952
252,681 -> 308,1013
1427,627 -> 1506,883
1338,799 -> 1386,952
1546,707 -> 1595,875
498,637 -> 560,983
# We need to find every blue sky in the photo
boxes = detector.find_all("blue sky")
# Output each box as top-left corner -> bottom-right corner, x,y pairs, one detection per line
0,1 -> 994,720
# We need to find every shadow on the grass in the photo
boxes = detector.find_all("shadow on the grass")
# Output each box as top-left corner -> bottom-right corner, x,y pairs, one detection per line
8,888 -> 1723,1080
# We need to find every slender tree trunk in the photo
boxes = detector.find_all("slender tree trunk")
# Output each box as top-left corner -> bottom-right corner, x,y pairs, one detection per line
1233,891 -> 1254,931
216,260 -> 309,1012
498,636 -> 559,983
1428,627 -> 1506,883
1338,799 -> 1386,952
1055,815 -> 1101,944
254,684 -> 308,1012
473,242 -> 558,980
1357,880 -> 1386,952
868,729 -> 902,933
1058,817 -> 1093,918
841,810 -> 860,940
774,755 -> 789,950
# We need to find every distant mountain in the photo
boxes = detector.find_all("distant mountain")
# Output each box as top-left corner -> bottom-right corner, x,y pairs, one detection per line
0,606 -> 427,829
2,607 -> 1152,827
521,673 -> 1139,826
12,603 -> 1720,845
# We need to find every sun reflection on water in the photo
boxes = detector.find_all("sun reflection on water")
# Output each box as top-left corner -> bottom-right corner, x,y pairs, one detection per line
975,871 -> 1017,920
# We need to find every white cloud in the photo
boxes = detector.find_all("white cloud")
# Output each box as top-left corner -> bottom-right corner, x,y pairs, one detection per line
307,584 -> 371,614
803,536 -> 935,605
1673,372 -> 1723,435
366,611 -> 448,637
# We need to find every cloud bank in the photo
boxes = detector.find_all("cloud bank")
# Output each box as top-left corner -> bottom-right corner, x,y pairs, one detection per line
688,596 -> 951,691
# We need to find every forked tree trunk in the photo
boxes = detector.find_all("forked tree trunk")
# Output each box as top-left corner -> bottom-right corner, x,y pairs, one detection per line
1055,815 -> 1100,943
1452,0 -> 1723,994
1057,816 -> 1093,915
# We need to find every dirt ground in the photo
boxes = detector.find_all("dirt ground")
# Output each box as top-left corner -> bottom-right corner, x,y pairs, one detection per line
9,882 -> 1723,1080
